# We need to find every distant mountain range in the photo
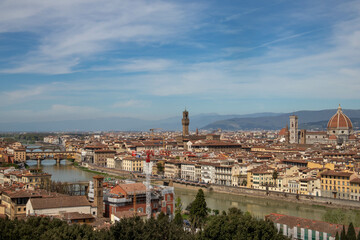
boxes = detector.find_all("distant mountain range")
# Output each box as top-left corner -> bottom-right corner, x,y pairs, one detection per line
202,109 -> 360,131
0,113 -> 279,132
1,109 -> 360,132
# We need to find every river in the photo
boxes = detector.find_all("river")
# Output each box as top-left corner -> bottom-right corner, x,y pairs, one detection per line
27,159 -> 360,226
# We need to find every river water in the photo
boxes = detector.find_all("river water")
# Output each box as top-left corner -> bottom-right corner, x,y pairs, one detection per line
27,159 -> 360,226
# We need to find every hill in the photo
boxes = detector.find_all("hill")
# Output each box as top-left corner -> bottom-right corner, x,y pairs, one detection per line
0,112 -> 280,132
202,109 -> 360,131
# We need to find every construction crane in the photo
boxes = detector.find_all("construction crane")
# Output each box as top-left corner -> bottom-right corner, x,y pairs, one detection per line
145,150 -> 154,219
149,128 -> 162,139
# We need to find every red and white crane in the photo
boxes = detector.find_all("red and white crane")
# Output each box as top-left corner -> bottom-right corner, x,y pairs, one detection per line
145,150 -> 154,219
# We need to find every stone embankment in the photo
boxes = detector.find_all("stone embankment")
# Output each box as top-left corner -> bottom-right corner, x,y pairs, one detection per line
76,164 -> 360,210
172,182 -> 360,210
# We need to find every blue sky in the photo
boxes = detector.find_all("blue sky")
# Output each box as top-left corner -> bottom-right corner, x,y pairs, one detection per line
1,0 -> 360,123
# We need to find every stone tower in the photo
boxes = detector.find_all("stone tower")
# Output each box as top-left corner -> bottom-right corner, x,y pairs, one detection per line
182,109 -> 190,136
93,175 -> 104,218
289,115 -> 298,144
300,129 -> 307,144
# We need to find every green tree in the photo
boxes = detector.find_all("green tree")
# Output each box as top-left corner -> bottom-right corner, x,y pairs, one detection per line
347,222 -> 356,240
189,189 -> 208,229
241,179 -> 247,186
335,232 -> 340,240
175,197 -> 183,215
198,207 -> 289,240
173,212 -> 184,226
341,225 -> 347,240
212,209 -> 219,215
157,163 -> 164,174
272,170 -> 278,187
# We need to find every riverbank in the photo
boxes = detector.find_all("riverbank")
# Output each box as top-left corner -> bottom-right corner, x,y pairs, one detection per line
172,182 -> 360,211
73,162 -> 128,180
73,163 -> 360,210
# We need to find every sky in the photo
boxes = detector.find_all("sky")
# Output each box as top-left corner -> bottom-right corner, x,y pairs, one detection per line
1,0 -> 360,123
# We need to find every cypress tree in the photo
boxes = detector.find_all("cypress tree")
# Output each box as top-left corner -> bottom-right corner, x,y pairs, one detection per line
341,225 -> 347,240
173,212 -> 184,226
189,189 -> 208,229
347,222 -> 356,240
335,232 -> 340,240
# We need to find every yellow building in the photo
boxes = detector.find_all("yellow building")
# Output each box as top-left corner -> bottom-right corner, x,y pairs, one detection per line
21,172 -> 51,189
307,162 -> 334,170
122,157 -> 143,172
14,148 -> 26,162
350,178 -> 360,201
320,170 -> 353,199
2,190 -> 44,219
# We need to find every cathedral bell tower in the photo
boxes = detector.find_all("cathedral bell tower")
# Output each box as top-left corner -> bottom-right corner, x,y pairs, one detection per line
182,109 -> 190,136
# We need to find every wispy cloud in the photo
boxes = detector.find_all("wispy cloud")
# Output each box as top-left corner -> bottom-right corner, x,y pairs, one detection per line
91,59 -> 175,73
0,0 -> 202,74
112,100 -> 150,108
0,104 -> 104,123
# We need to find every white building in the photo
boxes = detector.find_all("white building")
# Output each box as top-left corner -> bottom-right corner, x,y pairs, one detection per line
181,162 -> 195,181
200,164 -> 215,184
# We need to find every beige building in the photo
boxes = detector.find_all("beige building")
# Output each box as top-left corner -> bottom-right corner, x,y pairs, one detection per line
299,177 -> 321,196
164,160 -> 181,179
94,150 -> 116,167
26,196 -> 96,217
2,190 -> 47,219
122,157 -> 143,172
107,157 -> 115,168
21,172 -> 51,189
14,148 -> 26,162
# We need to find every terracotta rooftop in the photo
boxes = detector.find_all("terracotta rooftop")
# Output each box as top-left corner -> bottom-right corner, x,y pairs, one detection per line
320,170 -> 353,178
327,105 -> 353,129
266,213 -> 357,236
61,212 -> 95,220
118,183 -> 146,195
113,211 -> 147,219
29,196 -> 91,210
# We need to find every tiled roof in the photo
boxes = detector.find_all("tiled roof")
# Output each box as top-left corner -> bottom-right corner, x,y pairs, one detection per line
113,211 -> 147,219
327,105 -> 353,129
30,196 -> 91,210
320,170 -> 353,177
61,212 -> 94,220
118,183 -> 146,195
266,213 -> 357,236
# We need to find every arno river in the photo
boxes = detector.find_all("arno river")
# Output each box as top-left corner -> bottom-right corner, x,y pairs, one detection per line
27,159 -> 360,226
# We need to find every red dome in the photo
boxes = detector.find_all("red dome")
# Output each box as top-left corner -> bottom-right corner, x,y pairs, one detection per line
327,105 -> 353,129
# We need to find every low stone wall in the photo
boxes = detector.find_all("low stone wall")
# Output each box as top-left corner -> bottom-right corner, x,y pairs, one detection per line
172,182 -> 209,191
174,182 -> 360,209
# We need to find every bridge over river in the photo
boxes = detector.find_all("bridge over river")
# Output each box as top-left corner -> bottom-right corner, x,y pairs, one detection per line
26,151 -> 75,166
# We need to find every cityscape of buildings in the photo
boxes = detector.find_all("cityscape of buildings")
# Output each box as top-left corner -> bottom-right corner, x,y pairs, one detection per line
0,107 -> 360,238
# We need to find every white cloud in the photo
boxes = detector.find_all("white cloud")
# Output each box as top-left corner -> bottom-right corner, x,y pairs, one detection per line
0,0 -> 201,74
0,104 -> 104,123
91,59 -> 175,73
112,100 -> 149,108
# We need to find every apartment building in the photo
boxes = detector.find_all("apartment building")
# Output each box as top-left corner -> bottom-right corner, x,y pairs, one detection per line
320,170 -> 353,200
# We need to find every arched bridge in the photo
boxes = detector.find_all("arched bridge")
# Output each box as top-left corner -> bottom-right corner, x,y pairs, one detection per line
26,145 -> 62,152
26,151 -> 75,164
